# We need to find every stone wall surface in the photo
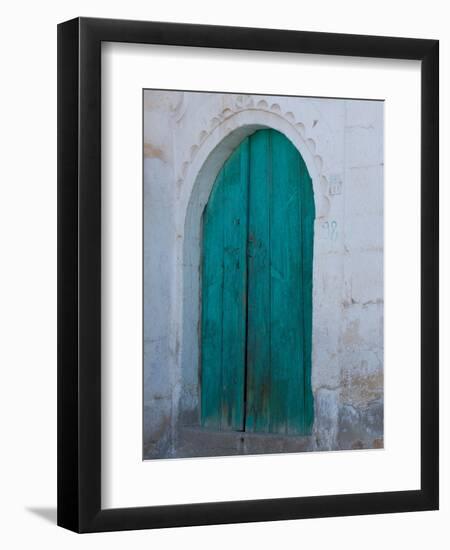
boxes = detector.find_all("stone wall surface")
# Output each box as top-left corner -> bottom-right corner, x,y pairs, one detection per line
143,90 -> 384,458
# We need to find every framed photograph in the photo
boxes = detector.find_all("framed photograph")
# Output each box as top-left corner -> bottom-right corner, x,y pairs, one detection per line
57,17 -> 439,532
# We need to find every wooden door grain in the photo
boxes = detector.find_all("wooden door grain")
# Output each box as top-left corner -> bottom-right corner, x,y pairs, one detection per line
201,129 -> 314,435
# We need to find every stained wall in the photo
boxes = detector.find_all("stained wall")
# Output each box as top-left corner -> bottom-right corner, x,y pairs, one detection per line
143,90 -> 384,458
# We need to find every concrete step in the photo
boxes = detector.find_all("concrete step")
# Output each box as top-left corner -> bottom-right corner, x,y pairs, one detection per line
174,426 -> 313,458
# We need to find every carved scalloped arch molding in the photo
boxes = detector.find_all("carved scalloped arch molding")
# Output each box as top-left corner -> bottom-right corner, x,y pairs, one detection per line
177,95 -> 331,220
176,97 -> 338,433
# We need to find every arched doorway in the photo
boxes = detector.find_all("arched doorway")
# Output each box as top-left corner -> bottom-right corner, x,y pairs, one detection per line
200,129 -> 315,435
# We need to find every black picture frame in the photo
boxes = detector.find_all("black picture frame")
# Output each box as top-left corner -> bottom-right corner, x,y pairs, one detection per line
57,17 -> 439,533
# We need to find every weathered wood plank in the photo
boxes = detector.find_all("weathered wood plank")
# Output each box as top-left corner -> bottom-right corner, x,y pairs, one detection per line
220,140 -> 249,430
201,170 -> 225,429
246,129 -> 272,433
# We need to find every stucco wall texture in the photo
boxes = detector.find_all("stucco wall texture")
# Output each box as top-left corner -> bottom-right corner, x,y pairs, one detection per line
143,90 -> 384,459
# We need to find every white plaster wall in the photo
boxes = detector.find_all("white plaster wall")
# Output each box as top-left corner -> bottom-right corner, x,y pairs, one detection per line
143,90 -> 384,455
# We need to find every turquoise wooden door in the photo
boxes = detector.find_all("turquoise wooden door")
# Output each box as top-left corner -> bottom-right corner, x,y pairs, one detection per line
201,129 -> 315,435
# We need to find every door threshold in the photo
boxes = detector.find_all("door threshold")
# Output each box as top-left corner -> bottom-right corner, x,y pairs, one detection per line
174,425 -> 313,459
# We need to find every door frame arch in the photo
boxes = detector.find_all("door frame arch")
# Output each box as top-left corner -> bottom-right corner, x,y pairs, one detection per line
176,108 -> 336,440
